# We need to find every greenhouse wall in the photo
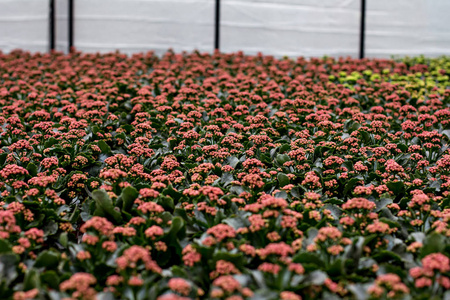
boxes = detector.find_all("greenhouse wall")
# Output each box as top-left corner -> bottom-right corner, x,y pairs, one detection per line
1,0 -> 450,58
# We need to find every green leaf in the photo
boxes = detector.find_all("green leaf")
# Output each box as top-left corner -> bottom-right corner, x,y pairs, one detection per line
59,232 -> 68,248
410,232 -> 425,244
442,129 -> 450,140
360,130 -> 373,145
314,146 -> 332,157
26,162 -> 38,177
34,250 -> 60,269
43,220 -> 58,237
386,181 -> 404,194
213,252 -> 246,267
221,172 -> 234,187
92,189 -> 122,223
307,270 -> 328,285
363,234 -> 378,247
324,198 -> 344,205
428,180 -> 441,192
378,218 -> 401,230
0,153 -> 7,166
0,240 -> 11,254
171,265 -> 188,278
343,177 -> 361,196
251,270 -> 267,289
157,196 -> 174,212
230,185 -> 245,196
323,203 -> 343,219
260,154 -> 272,165
290,187 -> 301,198
92,126 -> 101,134
279,143 -> 290,154
274,191 -> 288,199
344,237 -> 364,263
69,207 -> 80,223
97,292 -> 116,300
367,172 -> 380,181
276,154 -> 290,165
327,258 -> 344,277
293,252 -> 325,268
444,290 -> 450,300
44,137 -> 58,149
97,140 -> 111,154
0,254 -> 18,284
396,143 -> 408,152
222,217 -> 246,230
347,283 -> 368,300
314,159 -> 323,168
372,250 -> 402,264
277,173 -> 290,187
381,264 -> 407,279
375,198 -> 393,212
168,217 -> 185,240
420,233 -> 445,258
24,268 -> 41,290
226,156 -> 240,169
120,186 -> 139,212
41,270 -> 60,289
378,207 -> 397,221
163,185 -> 182,203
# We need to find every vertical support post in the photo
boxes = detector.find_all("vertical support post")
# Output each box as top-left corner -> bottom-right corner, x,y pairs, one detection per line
68,0 -> 74,52
359,0 -> 366,59
49,0 -> 55,52
214,0 -> 220,50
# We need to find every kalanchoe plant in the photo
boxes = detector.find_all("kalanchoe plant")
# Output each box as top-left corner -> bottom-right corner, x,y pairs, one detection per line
1,49 -> 450,299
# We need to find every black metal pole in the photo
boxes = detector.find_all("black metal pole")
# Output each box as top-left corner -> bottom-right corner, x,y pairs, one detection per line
49,0 -> 55,52
214,0 -> 220,50
359,0 -> 366,59
68,0 -> 74,52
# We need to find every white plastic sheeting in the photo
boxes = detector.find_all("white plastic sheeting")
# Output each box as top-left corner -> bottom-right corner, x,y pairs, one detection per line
366,0 -> 450,58
58,0 -> 215,55
1,0 -> 450,58
221,0 -> 360,57
0,0 -> 49,53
